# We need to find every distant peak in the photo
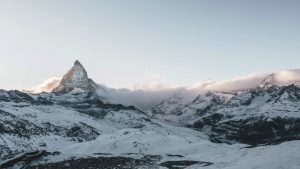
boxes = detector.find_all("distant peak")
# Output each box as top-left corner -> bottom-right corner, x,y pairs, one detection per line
74,60 -> 83,66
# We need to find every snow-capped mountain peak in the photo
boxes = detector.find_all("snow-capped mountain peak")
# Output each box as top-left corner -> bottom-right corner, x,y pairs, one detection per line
52,60 -> 96,93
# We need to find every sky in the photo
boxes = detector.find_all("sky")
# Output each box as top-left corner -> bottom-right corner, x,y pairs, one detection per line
0,0 -> 300,90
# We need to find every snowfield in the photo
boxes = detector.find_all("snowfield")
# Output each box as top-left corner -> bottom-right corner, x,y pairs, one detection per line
187,140 -> 300,169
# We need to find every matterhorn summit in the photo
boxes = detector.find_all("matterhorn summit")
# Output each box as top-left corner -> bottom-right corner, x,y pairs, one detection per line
52,60 -> 97,93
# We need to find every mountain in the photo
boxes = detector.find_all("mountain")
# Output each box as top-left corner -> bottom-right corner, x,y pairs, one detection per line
151,71 -> 300,145
48,61 -> 176,110
1,61 -> 300,169
152,91 -> 232,120
152,70 -> 300,123
152,84 -> 300,145
3,87 -> 242,169
52,60 -> 99,93
34,67 -> 300,111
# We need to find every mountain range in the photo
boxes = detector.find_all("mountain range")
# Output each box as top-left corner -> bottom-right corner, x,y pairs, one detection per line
1,60 -> 300,169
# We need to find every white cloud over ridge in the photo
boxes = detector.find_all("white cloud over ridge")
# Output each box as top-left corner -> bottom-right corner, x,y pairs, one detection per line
197,73 -> 268,92
26,69 -> 300,109
272,70 -> 300,84
26,77 -> 61,93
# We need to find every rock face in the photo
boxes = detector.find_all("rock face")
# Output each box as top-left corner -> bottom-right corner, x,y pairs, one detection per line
52,60 -> 97,93
153,85 -> 300,145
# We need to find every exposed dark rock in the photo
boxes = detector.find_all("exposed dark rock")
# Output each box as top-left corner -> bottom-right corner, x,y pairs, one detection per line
23,155 -> 161,169
0,90 -> 34,103
41,122 -> 100,142
160,160 -> 213,169
0,150 -> 50,169
0,110 -> 47,138
210,116 -> 300,145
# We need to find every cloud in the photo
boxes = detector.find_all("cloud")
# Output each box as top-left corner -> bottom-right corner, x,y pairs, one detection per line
107,87 -> 181,110
133,71 -> 176,91
106,71 -> 181,110
26,77 -> 61,93
97,71 -> 277,110
272,69 -> 300,83
203,73 -> 268,92
133,71 -> 272,93
25,69 -> 300,110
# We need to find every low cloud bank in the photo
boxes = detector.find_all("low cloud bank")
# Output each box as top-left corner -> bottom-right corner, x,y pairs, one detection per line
26,77 -> 61,93
272,70 -> 300,84
27,69 -> 300,94
195,73 -> 268,92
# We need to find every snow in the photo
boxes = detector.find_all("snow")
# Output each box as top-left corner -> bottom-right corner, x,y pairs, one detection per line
63,126 -> 210,156
52,60 -> 94,93
63,127 -> 300,169
0,102 -> 117,134
69,88 -> 85,94
187,140 -> 300,169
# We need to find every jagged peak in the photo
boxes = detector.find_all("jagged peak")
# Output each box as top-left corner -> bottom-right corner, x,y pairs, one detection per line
52,60 -> 96,93
74,60 -> 85,69
74,60 -> 81,65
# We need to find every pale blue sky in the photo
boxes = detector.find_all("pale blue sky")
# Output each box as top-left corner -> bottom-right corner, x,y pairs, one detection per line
0,0 -> 300,90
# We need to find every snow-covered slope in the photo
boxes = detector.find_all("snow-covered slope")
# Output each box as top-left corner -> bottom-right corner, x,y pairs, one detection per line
187,140 -> 300,169
151,69 -> 300,117
2,61 -> 300,168
152,85 -> 300,145
0,89 -> 168,159
152,91 -> 234,123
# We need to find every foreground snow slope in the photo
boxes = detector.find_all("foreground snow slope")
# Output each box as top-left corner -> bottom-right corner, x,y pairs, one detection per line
187,140 -> 300,169
64,125 -> 212,156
